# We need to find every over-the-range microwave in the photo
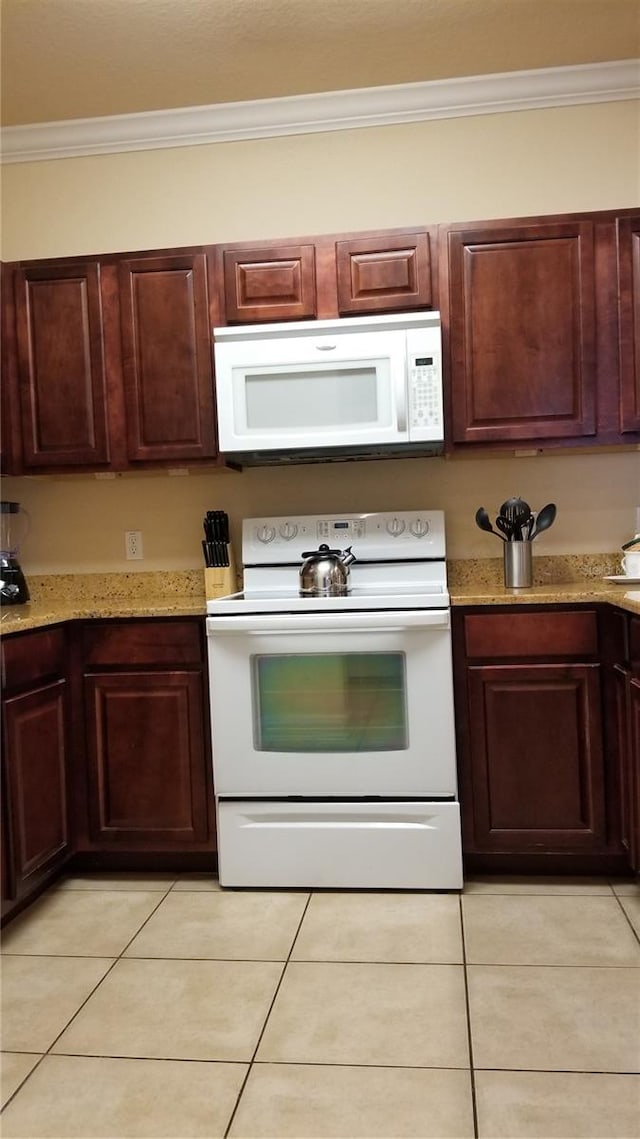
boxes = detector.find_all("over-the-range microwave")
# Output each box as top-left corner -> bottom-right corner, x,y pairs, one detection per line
213,310 -> 444,464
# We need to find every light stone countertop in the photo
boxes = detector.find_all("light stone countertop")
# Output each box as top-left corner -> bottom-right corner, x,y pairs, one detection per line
1,559 -> 639,635
450,580 -> 640,614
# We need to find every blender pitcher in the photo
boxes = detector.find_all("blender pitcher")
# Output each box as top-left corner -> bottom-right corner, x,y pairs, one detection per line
0,501 -> 31,604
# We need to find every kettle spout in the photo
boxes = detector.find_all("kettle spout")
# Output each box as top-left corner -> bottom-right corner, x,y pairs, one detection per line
341,546 -> 356,567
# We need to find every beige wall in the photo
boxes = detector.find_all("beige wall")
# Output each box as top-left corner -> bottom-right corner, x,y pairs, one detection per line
2,102 -> 638,260
3,451 -> 639,575
2,101 -> 639,576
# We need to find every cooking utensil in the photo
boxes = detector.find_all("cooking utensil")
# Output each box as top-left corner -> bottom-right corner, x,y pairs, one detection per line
500,496 -> 531,524
203,510 -> 231,567
299,544 -> 356,596
530,502 -> 556,540
205,510 -> 229,543
475,507 -> 507,541
495,515 -> 515,540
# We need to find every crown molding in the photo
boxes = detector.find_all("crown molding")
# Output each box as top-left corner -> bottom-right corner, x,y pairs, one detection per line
2,59 -> 638,164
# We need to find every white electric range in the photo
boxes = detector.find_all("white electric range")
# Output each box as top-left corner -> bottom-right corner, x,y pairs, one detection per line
206,511 -> 462,889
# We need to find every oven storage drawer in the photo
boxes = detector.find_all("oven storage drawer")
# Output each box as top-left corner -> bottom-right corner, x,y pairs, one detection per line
216,800 -> 463,889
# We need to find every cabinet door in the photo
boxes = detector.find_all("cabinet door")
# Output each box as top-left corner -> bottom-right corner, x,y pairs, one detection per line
14,262 -> 110,467
3,680 -> 70,898
629,676 -> 640,872
336,232 -> 432,314
223,244 -> 316,322
617,215 -> 640,433
612,664 -> 634,864
84,670 -> 209,846
446,220 -> 596,444
1,262 -> 21,475
465,662 -> 605,852
118,253 -> 216,462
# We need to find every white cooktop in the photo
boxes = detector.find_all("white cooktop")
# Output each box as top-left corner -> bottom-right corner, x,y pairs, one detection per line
206,581 -> 449,615
207,510 -> 449,615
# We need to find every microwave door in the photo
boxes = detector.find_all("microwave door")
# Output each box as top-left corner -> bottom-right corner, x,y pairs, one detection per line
215,333 -> 410,453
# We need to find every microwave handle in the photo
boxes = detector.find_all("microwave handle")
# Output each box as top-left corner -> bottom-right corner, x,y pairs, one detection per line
395,354 -> 408,433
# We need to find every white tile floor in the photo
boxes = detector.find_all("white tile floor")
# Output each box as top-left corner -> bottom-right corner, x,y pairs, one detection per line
1,873 -> 639,1138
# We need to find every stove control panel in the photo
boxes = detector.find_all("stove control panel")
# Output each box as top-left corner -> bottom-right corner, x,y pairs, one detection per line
244,511 -> 446,564
317,518 -> 366,541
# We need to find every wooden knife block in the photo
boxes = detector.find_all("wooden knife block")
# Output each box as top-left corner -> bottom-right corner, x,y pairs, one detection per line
204,547 -> 237,599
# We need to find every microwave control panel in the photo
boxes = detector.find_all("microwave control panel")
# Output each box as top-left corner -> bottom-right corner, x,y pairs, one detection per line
409,355 -> 443,434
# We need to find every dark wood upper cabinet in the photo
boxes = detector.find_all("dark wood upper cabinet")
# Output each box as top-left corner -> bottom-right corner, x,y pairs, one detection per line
444,219 -> 597,445
118,253 -> 217,462
617,214 -> 640,434
336,231 -> 432,315
1,262 -> 21,475
4,209 -> 638,474
219,228 -> 435,323
222,244 -> 317,323
13,262 -> 110,468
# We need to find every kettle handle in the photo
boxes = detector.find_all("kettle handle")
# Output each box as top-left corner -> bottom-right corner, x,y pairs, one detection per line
301,544 -> 340,557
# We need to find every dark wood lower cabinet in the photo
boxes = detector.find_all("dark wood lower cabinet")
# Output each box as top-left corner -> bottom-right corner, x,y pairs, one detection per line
453,605 -> 631,874
2,603 -> 636,923
1,629 -> 72,919
1,618 -> 216,923
84,670 -> 209,846
606,611 -> 640,872
629,678 -> 640,870
465,662 -> 605,852
76,618 -> 216,857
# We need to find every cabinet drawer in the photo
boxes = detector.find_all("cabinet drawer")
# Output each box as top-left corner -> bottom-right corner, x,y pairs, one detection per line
464,609 -> 598,659
82,620 -> 203,667
2,627 -> 66,689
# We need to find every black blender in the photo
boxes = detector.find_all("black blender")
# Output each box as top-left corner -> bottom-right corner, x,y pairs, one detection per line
0,501 -> 30,604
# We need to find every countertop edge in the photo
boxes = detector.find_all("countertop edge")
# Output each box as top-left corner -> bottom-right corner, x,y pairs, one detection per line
1,582 -> 639,634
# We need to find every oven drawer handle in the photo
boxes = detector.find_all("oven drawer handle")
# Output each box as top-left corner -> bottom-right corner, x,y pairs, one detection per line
207,611 -> 450,634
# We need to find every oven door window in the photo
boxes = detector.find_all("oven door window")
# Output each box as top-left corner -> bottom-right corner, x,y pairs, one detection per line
252,652 -> 408,752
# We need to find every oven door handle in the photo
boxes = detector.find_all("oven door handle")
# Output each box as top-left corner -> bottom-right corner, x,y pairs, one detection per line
207,610 -> 450,634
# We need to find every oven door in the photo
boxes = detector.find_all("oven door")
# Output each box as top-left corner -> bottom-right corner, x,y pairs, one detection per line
206,609 -> 456,797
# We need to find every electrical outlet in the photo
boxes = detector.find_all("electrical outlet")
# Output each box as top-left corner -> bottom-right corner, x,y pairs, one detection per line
125,530 -> 143,560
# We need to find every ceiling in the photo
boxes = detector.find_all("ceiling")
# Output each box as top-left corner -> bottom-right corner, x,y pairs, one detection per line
1,0 -> 639,128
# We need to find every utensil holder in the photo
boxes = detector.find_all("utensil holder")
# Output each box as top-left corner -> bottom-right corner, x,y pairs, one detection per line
503,541 -> 532,588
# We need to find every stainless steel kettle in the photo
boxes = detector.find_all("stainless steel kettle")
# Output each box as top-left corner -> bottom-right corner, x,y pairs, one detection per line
299,543 -> 357,596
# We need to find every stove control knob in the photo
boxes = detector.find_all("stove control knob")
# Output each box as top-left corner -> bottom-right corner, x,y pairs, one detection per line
386,517 -> 406,536
279,522 -> 298,540
256,525 -> 276,544
410,518 -> 430,538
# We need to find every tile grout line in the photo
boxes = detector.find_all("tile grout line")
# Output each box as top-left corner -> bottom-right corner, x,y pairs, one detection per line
610,890 -> 640,948
0,882 -> 176,1116
459,892 -> 480,1139
222,890 -> 313,1139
